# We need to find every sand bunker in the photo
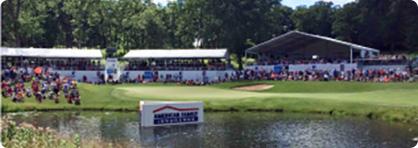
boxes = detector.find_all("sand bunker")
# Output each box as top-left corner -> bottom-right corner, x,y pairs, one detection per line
234,84 -> 274,91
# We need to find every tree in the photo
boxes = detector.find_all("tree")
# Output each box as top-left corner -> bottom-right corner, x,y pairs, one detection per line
338,0 -> 418,52
198,0 -> 288,69
333,3 -> 361,42
292,1 -> 336,37
2,0 -> 417,56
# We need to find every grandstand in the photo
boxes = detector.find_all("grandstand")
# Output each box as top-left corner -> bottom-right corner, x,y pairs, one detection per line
244,31 -> 411,72
246,31 -> 380,62
1,32 -> 415,84
412,57 -> 418,74
357,54 -> 410,71
1,47 -> 104,83
243,31 -> 414,82
122,49 -> 234,83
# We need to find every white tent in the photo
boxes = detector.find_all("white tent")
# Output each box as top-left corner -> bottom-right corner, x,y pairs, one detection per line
0,47 -> 103,58
123,49 -> 228,59
246,31 -> 380,62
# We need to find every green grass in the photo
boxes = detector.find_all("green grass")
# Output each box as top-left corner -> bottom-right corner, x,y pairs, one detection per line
2,81 -> 418,123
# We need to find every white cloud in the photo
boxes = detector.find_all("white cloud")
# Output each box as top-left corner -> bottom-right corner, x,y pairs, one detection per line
152,0 -> 174,5
282,0 -> 355,8
320,0 -> 356,5
153,0 -> 414,7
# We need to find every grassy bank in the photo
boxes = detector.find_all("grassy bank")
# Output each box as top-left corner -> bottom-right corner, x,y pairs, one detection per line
1,118 -> 78,147
1,118 -> 81,148
0,118 -> 118,148
2,81 -> 418,123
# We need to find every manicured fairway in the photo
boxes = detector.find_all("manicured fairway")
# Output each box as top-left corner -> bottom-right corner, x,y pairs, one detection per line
2,81 -> 418,123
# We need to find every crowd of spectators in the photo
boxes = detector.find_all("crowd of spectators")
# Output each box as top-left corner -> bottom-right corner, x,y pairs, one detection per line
254,54 -> 411,66
357,54 -> 410,66
50,60 -> 102,70
2,54 -> 416,88
117,54 -> 417,84
120,71 -> 210,85
366,54 -> 409,61
125,59 -> 226,71
118,67 -> 415,86
233,68 -> 413,83
255,58 -> 348,66
1,57 -> 103,71
1,66 -> 81,104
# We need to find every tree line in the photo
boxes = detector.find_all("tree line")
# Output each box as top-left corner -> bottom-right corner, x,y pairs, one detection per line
2,0 -> 418,60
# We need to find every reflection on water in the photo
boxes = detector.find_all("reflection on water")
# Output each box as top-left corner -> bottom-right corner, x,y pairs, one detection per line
5,112 -> 418,148
140,124 -> 204,147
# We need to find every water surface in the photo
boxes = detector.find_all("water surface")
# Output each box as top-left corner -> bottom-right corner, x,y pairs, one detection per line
6,112 -> 418,148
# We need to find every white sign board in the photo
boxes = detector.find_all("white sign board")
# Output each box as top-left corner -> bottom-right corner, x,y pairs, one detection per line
140,101 -> 204,127
105,58 -> 120,81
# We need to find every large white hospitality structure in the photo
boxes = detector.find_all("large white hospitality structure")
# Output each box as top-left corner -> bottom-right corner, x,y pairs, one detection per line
245,31 -> 387,72
1,47 -> 104,82
1,47 -> 235,83
122,49 -> 234,82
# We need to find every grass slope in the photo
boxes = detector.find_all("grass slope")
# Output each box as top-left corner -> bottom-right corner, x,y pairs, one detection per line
2,81 -> 418,123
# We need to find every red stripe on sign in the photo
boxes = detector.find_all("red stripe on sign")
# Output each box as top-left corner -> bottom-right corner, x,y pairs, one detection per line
153,105 -> 199,113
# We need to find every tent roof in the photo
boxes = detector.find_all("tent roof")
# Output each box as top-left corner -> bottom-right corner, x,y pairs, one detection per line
1,47 -> 103,58
123,49 -> 228,59
246,31 -> 380,55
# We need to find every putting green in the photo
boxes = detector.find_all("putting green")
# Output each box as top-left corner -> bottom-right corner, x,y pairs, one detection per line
114,85 -> 418,107
115,86 -> 276,100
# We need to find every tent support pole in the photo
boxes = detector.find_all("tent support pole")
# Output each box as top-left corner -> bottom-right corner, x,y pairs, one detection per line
350,47 -> 353,63
244,51 -> 248,59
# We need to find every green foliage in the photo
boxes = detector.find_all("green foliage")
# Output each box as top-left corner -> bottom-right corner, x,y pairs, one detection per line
292,1 -> 335,37
1,117 -> 120,147
1,118 -> 77,147
229,53 -> 256,69
333,3 -> 361,42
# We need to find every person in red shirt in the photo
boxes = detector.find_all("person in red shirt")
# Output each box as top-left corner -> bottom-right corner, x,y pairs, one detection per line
1,80 -> 9,97
15,81 -> 24,91
1,80 -> 8,89
14,89 -> 25,103
7,85 -> 13,97
55,78 -> 62,91
32,80 -> 40,93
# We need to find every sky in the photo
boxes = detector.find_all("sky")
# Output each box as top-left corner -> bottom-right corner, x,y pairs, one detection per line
152,0 -> 358,8
281,0 -> 355,8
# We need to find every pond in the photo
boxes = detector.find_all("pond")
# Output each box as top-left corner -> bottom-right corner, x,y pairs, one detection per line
6,111 -> 418,148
